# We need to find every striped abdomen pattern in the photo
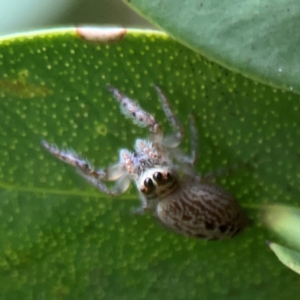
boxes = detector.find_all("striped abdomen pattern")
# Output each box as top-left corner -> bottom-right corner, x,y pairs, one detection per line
156,178 -> 249,240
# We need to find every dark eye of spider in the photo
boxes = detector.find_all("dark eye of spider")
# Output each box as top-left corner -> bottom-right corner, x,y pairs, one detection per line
153,172 -> 163,182
144,178 -> 155,189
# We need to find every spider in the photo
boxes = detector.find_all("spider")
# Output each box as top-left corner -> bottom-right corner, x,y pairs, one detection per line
42,85 -> 249,240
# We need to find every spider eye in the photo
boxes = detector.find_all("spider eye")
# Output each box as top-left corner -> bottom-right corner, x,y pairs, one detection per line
153,172 -> 163,182
144,178 -> 154,189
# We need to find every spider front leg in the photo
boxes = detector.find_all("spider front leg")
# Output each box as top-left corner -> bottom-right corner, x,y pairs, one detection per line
154,85 -> 184,148
170,113 -> 199,166
131,192 -> 152,215
81,172 -> 131,196
42,141 -> 133,196
80,148 -> 135,196
42,140 -> 125,181
106,85 -> 163,143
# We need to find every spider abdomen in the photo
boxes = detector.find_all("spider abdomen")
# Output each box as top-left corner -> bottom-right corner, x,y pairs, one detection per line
156,178 -> 249,240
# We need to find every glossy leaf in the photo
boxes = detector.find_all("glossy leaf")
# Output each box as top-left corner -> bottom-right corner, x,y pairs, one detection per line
268,242 -> 300,276
126,0 -> 300,93
263,205 -> 300,251
0,27 -> 300,299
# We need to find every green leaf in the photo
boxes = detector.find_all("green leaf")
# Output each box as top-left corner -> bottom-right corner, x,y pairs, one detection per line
1,27 -> 300,299
125,0 -> 300,93
263,205 -> 300,251
268,242 -> 300,276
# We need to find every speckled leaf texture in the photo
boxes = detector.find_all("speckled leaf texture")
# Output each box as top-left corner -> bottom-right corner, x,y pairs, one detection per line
0,28 -> 299,300
126,0 -> 300,93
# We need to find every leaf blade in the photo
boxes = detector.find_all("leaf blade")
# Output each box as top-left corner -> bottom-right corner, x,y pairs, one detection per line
268,242 -> 300,275
0,27 -> 299,299
126,0 -> 300,93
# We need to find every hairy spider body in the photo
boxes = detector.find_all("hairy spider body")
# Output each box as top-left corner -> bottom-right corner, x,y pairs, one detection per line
42,85 -> 249,240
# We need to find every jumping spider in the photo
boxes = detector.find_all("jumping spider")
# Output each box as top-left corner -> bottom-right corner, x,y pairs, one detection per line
42,85 -> 249,240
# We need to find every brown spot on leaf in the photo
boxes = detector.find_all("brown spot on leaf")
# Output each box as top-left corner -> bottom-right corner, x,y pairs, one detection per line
0,70 -> 53,99
76,27 -> 127,43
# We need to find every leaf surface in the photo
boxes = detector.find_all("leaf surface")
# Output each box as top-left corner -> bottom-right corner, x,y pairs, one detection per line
0,27 -> 299,299
126,0 -> 300,93
268,242 -> 300,276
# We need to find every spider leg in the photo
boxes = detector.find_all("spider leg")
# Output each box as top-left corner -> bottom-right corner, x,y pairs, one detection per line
42,140 -> 124,181
169,113 -> 199,166
131,192 -> 152,215
188,112 -> 199,165
154,84 -> 184,148
106,85 -> 163,143
81,173 -> 131,196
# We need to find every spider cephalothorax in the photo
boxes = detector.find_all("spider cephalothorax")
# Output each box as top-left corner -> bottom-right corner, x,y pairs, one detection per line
42,84 -> 249,240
